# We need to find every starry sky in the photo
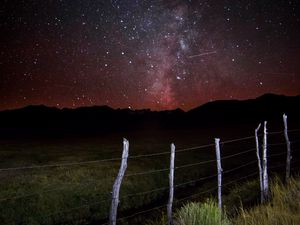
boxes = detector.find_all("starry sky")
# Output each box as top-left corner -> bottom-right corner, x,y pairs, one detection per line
0,0 -> 299,111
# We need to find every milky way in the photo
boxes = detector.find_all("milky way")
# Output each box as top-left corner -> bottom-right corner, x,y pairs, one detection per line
0,0 -> 299,110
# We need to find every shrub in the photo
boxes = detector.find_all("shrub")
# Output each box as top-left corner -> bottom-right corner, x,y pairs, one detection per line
175,200 -> 230,225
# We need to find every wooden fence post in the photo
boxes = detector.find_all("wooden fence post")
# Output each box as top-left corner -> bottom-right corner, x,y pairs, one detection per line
255,123 -> 264,203
262,121 -> 269,201
109,138 -> 129,225
215,138 -> 222,210
167,143 -> 175,225
283,114 -> 291,183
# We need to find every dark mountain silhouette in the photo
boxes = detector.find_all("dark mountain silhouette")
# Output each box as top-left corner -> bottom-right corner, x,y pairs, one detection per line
186,93 -> 300,125
0,93 -> 299,138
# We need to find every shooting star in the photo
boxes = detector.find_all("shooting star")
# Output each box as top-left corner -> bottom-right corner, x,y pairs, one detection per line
188,51 -> 217,58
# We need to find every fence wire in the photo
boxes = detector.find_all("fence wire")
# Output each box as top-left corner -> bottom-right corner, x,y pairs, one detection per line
0,128 -> 298,172
1,142 -> 298,203
1,151 -> 294,204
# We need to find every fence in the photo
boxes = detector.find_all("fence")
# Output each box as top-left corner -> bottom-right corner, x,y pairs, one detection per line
0,114 -> 300,225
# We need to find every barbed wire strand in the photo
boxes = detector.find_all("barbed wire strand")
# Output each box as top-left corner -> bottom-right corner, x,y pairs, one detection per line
43,195 -> 111,221
0,144 -> 215,172
100,203 -> 167,225
129,151 -> 170,159
175,147 -> 260,170
176,171 -> 259,204
129,143 -> 216,159
222,148 -> 256,160
269,160 -> 300,170
0,158 -> 121,172
121,187 -> 169,198
267,152 -> 286,158
221,135 -> 256,144
268,130 -> 284,135
175,174 -> 217,188
288,129 -> 300,133
220,129 -> 298,145
174,186 -> 219,203
222,171 -> 259,187
175,159 -> 216,170
0,177 -> 113,202
176,143 -> 215,153
268,142 -> 287,147
125,168 -> 169,177
223,160 -> 258,174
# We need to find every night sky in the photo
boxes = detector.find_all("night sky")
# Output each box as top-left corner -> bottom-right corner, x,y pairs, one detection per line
1,0 -> 299,111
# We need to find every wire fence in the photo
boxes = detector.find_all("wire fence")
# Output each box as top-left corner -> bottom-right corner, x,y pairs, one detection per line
0,126 -> 300,225
1,143 -> 292,204
2,128 -> 299,173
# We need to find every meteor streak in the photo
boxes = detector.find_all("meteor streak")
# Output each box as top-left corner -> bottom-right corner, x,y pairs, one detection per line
188,51 -> 217,58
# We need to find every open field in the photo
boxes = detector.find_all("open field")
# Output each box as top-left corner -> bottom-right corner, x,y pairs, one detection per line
0,125 -> 299,225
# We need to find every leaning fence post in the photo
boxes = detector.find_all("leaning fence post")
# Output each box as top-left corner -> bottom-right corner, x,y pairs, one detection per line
262,121 -> 269,201
109,138 -> 129,225
167,143 -> 175,225
255,123 -> 264,203
215,138 -> 222,210
283,114 -> 291,183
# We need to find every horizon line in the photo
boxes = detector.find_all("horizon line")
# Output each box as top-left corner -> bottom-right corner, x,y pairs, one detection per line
1,93 -> 299,113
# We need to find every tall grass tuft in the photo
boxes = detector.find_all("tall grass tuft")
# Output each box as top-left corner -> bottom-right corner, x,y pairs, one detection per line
175,200 -> 230,225
233,177 -> 300,225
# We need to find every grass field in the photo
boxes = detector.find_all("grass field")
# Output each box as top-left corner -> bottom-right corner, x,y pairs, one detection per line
0,126 -> 299,225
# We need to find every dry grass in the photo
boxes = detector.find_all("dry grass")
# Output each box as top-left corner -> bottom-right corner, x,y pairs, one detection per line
233,177 -> 300,225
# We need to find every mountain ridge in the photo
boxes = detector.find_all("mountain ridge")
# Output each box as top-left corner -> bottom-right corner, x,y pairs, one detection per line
0,93 -> 299,138
1,93 -> 299,114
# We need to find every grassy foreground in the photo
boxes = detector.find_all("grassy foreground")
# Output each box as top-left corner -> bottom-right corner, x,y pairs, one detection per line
146,176 -> 300,225
0,127 -> 299,225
